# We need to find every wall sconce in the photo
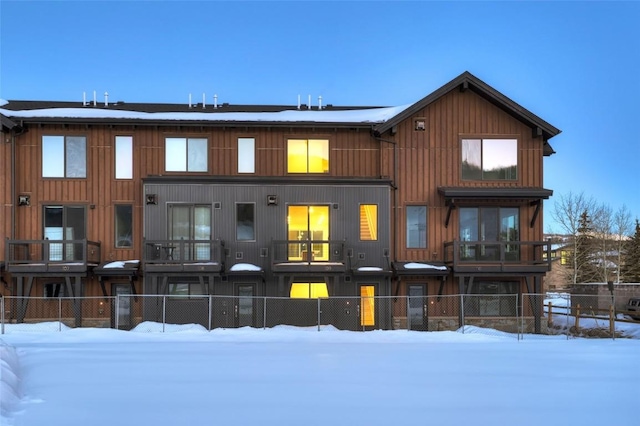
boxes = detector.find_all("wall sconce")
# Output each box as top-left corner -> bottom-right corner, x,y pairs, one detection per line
414,118 -> 426,131
267,195 -> 278,205
18,195 -> 30,206
145,194 -> 157,205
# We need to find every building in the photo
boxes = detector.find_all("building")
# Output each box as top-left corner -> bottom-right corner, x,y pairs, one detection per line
0,72 -> 561,330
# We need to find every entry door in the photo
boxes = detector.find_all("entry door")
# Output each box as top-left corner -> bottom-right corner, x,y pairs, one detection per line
287,205 -> 329,261
113,284 -> 132,330
235,284 -> 256,327
408,284 -> 428,331
360,285 -> 376,329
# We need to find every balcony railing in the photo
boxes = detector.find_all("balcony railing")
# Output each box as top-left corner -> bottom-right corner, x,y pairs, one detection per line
5,239 -> 101,273
443,240 -> 551,273
143,239 -> 224,273
271,240 -> 347,273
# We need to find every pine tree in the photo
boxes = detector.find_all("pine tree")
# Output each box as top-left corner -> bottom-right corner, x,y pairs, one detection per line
572,210 -> 599,283
622,219 -> 640,282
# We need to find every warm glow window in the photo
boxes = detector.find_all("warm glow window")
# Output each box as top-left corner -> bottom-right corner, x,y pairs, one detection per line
290,283 -> 329,299
360,204 -> 378,241
287,139 -> 329,173
287,205 -> 329,261
462,138 -> 517,180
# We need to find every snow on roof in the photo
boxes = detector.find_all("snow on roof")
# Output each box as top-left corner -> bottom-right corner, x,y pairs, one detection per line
357,266 -> 383,271
229,263 -> 262,272
0,99 -> 7,107
0,104 -> 411,124
404,262 -> 448,271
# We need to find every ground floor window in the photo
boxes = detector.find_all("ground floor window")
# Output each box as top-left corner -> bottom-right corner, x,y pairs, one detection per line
290,282 -> 329,299
168,282 -> 206,298
464,281 -> 518,316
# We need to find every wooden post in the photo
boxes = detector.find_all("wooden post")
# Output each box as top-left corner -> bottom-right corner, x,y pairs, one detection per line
575,304 -> 581,331
547,301 -> 553,328
609,305 -> 615,337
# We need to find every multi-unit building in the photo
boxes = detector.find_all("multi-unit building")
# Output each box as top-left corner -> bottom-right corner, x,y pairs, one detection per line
0,72 -> 561,330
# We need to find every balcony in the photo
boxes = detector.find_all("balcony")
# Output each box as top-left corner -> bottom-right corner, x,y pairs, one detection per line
5,239 -> 101,274
271,240 -> 347,274
443,240 -> 551,274
143,239 -> 224,273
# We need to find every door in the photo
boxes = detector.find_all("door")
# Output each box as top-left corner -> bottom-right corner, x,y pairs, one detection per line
168,204 -> 211,260
113,284 -> 132,330
235,284 -> 256,328
408,284 -> 428,331
287,205 -> 329,261
360,285 -> 376,330
44,206 -> 86,261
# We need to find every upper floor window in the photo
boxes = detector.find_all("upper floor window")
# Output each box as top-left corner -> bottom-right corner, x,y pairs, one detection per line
115,136 -> 133,179
236,203 -> 256,241
462,138 -> 517,180
406,205 -> 427,248
287,139 -> 329,173
165,137 -> 207,172
360,204 -> 378,241
238,137 -> 255,173
42,136 -> 86,178
115,204 -> 133,248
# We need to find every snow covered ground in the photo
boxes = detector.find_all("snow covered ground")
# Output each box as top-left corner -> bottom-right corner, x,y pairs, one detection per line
2,323 -> 639,426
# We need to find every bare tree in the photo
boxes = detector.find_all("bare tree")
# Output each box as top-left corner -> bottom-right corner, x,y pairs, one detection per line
551,192 -> 597,284
591,203 -> 612,282
613,205 -> 633,282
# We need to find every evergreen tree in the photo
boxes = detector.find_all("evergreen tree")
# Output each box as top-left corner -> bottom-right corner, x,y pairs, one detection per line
572,210 -> 599,283
622,219 -> 640,282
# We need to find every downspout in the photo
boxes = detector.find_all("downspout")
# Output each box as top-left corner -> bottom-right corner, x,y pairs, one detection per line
10,123 -> 25,239
373,132 -> 398,264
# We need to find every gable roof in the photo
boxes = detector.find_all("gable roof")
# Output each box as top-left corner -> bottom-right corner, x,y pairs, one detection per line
374,71 -> 561,153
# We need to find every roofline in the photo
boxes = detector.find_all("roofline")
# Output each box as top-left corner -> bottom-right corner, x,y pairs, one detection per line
374,71 -> 562,141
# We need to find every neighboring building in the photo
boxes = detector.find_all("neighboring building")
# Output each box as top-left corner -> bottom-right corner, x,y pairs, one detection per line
0,71 -> 561,330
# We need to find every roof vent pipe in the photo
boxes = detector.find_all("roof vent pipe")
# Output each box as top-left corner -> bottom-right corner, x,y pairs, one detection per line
83,92 -> 87,106
189,93 -> 192,108
308,95 -> 311,110
318,96 -> 322,110
202,93 -> 206,109
93,91 -> 97,107
214,94 -> 218,109
297,95 -> 301,110
104,92 -> 109,107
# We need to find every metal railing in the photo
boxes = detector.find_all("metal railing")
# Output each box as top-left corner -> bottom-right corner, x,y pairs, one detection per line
1,293 -> 636,339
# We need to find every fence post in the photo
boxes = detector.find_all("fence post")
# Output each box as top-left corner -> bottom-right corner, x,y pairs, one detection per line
208,295 -> 212,331
115,295 -> 120,330
58,297 -> 62,332
609,305 -> 615,340
547,301 -> 553,329
575,304 -> 581,332
317,298 -> 321,332
460,294 -> 465,333
1,296 -> 4,335
162,295 -> 166,333
406,295 -> 410,331
263,297 -> 267,330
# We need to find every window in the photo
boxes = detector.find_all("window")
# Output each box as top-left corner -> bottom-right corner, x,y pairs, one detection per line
287,205 -> 329,260
44,283 -> 67,298
168,282 -> 205,299
464,281 -> 518,316
42,136 -> 87,178
406,206 -> 427,248
168,204 -> 211,260
115,204 -> 133,248
360,204 -> 378,241
461,138 -> 517,180
238,137 -> 255,173
115,136 -> 133,179
236,203 -> 255,241
165,137 -> 207,172
290,283 -> 329,299
459,207 -> 519,261
287,139 -> 329,173
44,206 -> 86,261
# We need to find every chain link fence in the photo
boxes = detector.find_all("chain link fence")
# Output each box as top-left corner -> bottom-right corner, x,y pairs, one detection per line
2,294 -> 637,339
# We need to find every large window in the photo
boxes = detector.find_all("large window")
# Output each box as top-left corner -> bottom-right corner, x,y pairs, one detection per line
168,204 -> 211,260
169,282 -> 205,299
115,136 -> 133,179
287,139 -> 329,173
360,204 -> 378,241
44,206 -> 86,261
236,203 -> 255,241
290,283 -> 329,299
115,204 -> 133,248
42,136 -> 87,178
459,207 -> 519,261
165,137 -> 208,172
464,281 -> 518,316
238,137 -> 255,173
462,138 -> 517,180
287,205 -> 329,261
406,206 -> 427,248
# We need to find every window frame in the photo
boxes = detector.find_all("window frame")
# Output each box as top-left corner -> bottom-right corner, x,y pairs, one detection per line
165,137 -> 208,172
42,135 -> 87,178
114,204 -> 133,249
286,138 -> 329,174
237,137 -> 255,173
359,204 -> 378,241
236,202 -> 256,242
461,137 -> 518,181
115,135 -> 133,179
406,205 -> 428,249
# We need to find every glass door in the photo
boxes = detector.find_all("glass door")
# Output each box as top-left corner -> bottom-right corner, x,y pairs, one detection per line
44,206 -> 86,261
360,285 -> 375,329
408,284 -> 428,331
168,204 -> 211,260
235,284 -> 256,327
287,205 -> 329,261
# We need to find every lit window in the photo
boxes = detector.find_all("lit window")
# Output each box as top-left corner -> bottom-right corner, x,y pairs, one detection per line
462,138 -> 517,180
360,204 -> 378,241
287,139 -> 329,173
115,205 -> 133,248
290,283 -> 329,299
237,203 -> 255,241
42,136 -> 87,178
165,137 -> 208,172
115,136 -> 133,179
238,138 -> 255,173
406,206 -> 427,248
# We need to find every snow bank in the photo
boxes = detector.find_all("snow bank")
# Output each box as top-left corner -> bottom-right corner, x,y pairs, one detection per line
0,339 -> 21,423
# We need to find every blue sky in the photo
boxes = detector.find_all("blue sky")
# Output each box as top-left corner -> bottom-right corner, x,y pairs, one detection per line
1,1 -> 638,233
